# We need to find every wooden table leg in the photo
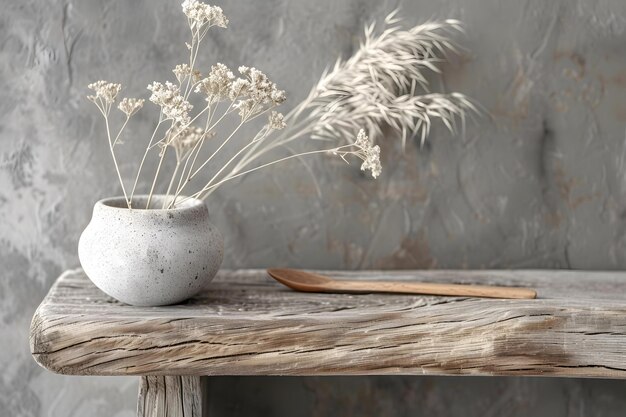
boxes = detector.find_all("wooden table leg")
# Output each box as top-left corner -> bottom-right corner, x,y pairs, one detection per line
137,376 -> 204,417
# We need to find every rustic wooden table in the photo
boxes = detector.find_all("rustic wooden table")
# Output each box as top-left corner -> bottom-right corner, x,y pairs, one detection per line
30,268 -> 626,416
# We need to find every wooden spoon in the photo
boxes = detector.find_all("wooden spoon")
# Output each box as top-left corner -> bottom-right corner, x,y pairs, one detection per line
267,268 -> 537,299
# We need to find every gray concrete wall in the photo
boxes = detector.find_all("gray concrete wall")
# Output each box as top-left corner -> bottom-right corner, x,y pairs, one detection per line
2,0 -> 626,416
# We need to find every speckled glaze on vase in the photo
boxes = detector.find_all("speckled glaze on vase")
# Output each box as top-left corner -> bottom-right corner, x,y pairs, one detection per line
78,195 -> 223,306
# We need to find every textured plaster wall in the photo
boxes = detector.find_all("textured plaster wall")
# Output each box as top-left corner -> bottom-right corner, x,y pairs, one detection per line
2,0 -> 626,416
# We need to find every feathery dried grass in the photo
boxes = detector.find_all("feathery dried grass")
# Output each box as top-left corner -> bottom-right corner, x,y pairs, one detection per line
231,11 -> 477,177
310,13 -> 476,147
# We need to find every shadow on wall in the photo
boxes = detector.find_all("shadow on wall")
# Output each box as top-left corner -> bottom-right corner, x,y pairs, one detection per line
205,376 -> 626,417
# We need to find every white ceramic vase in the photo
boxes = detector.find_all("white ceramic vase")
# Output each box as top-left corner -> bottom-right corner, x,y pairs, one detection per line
78,195 -> 223,306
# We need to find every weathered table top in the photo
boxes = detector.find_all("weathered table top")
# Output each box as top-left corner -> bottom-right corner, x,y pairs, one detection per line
30,268 -> 626,379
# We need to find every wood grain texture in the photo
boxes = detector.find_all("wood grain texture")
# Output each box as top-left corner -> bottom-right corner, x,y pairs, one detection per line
30,268 -> 626,378
137,375 -> 203,417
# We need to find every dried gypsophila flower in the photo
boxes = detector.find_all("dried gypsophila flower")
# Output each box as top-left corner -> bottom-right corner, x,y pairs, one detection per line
118,98 -> 145,117
330,129 -> 382,178
173,64 -> 191,82
234,99 -> 256,119
230,67 -> 287,120
163,124 -> 212,155
182,0 -> 228,28
147,81 -> 193,125
229,78 -> 250,100
173,64 -> 201,84
195,63 -> 235,101
268,111 -> 286,130
354,129 -> 382,178
238,66 -> 286,106
87,81 -> 122,104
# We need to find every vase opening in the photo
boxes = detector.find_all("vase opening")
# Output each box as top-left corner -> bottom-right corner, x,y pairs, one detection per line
99,195 -> 202,211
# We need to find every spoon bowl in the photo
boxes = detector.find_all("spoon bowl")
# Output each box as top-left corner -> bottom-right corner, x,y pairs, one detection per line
267,269 -> 332,291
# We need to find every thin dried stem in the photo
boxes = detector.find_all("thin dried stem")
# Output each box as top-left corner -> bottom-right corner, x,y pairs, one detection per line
146,138 -> 169,209
187,142 -> 363,202
104,113 -> 130,207
130,116 -> 164,204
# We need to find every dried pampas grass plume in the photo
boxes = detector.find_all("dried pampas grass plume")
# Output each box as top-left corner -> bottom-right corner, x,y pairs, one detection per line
310,12 -> 477,147
232,10 -> 477,178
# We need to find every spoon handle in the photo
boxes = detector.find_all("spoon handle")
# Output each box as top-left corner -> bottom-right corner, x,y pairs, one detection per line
326,280 -> 536,299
